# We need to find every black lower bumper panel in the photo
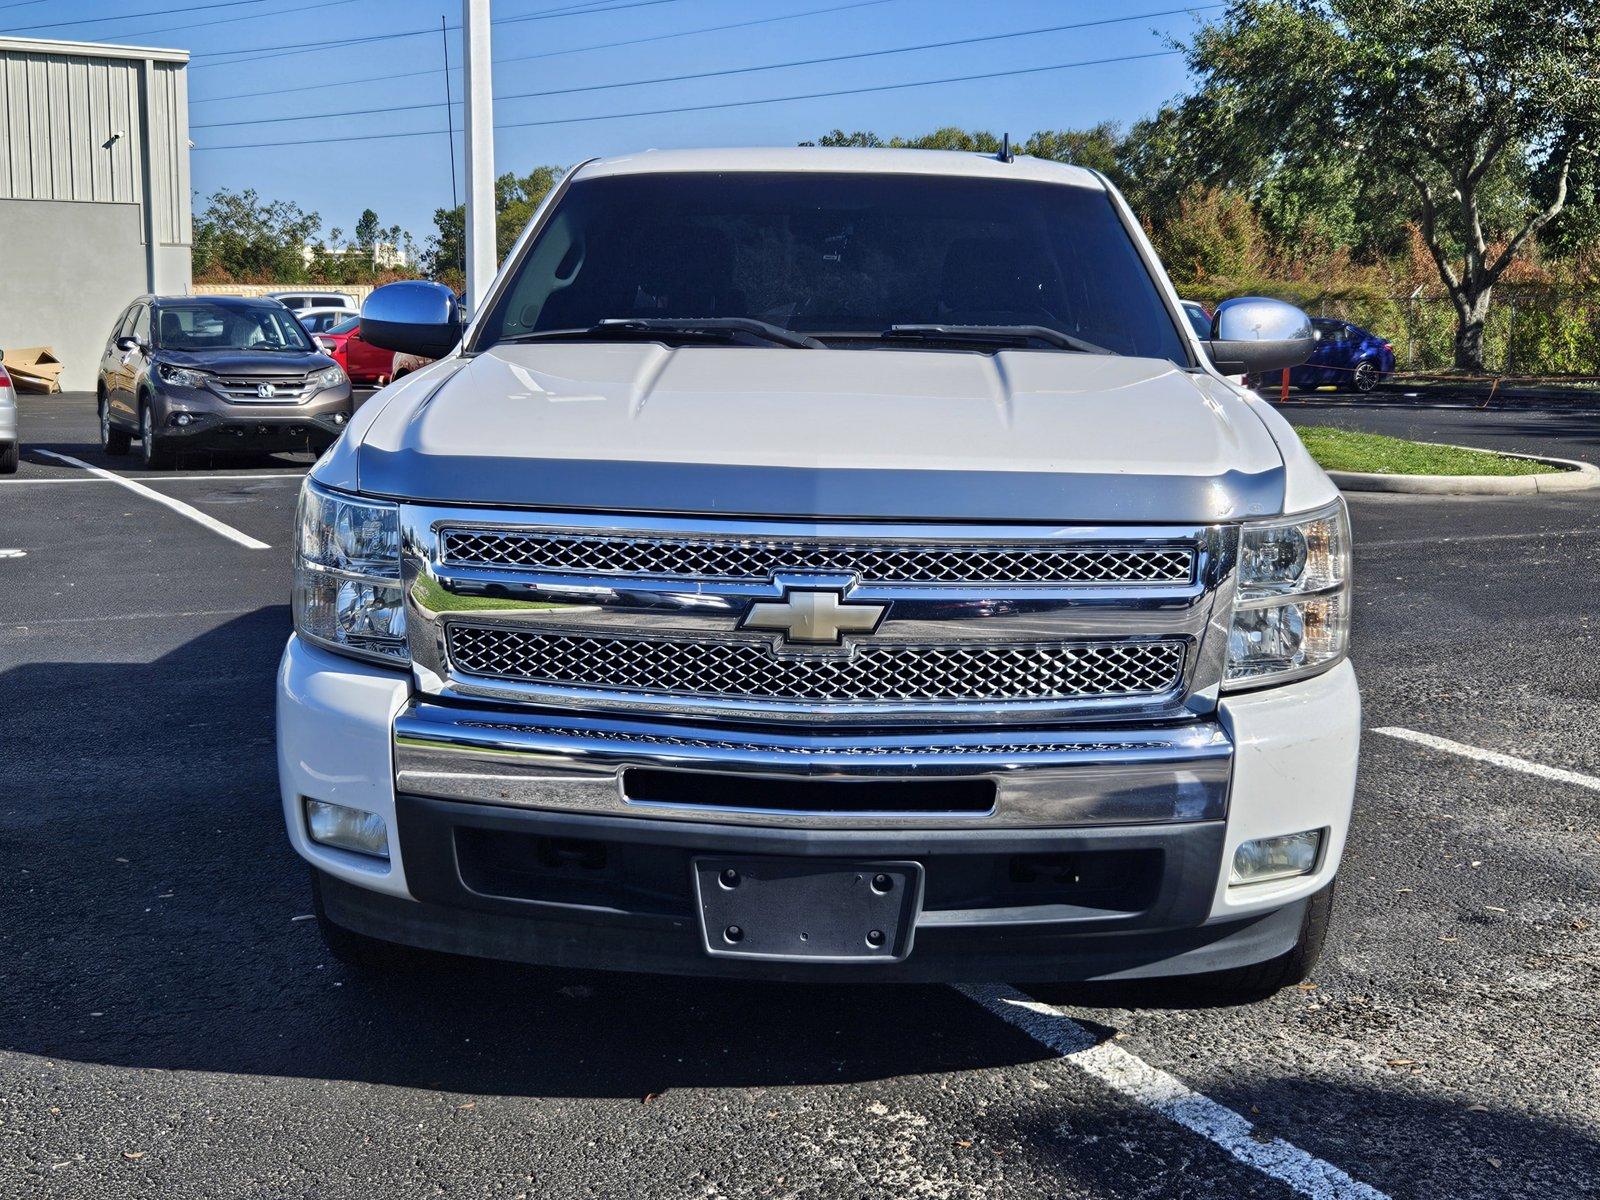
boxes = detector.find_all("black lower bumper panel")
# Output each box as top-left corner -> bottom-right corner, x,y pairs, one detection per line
313,794 -> 1312,983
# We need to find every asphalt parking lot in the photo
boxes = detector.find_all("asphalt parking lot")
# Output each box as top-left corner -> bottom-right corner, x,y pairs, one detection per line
2,391 -> 1597,1199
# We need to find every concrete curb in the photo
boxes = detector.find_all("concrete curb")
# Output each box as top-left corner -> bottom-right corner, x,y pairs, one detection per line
1328,445 -> 1600,495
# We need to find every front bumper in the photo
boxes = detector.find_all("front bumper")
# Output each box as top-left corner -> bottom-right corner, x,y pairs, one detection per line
153,385 -> 352,451
278,637 -> 1359,980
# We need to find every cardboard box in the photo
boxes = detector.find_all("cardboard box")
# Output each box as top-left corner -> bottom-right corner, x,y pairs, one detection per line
2,346 -> 64,394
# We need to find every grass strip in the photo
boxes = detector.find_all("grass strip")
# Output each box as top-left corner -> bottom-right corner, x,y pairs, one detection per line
1296,425 -> 1562,476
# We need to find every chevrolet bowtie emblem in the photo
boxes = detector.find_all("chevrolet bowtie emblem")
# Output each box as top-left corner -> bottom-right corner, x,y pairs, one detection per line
740,589 -> 887,646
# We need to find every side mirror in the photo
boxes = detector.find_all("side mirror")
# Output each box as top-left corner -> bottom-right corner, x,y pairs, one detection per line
115,335 -> 142,353
1202,297 -> 1315,375
361,281 -> 462,359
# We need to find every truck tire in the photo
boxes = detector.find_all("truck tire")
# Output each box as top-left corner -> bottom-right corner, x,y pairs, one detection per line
1167,881 -> 1335,1005
0,441 -> 17,474
309,869 -> 441,974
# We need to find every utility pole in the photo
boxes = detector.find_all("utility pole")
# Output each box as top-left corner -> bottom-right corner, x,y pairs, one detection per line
462,0 -> 495,310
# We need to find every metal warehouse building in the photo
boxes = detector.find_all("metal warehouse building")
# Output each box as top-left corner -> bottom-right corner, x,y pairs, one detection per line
0,36 -> 191,391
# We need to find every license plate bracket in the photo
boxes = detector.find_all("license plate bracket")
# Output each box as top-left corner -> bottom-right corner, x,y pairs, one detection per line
691,858 -> 923,963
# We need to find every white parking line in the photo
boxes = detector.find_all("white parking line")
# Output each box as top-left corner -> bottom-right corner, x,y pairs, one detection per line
6,471 -> 306,484
956,984 -> 1390,1200
33,450 -> 272,550
1372,726 -> 1600,792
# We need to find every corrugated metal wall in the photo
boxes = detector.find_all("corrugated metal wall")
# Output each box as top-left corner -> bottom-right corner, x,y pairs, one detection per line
0,44 -> 190,245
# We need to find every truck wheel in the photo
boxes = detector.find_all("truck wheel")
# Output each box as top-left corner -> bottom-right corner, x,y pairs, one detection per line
1167,882 -> 1335,1005
0,441 -> 16,474
101,398 -> 131,455
309,870 -> 440,974
140,404 -> 176,471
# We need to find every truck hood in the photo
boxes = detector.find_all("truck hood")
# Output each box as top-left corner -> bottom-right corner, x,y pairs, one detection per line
344,344 -> 1286,522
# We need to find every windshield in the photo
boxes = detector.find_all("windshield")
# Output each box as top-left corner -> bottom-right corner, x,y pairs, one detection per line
1183,303 -> 1212,340
154,303 -> 314,352
477,171 -> 1188,361
327,316 -> 360,335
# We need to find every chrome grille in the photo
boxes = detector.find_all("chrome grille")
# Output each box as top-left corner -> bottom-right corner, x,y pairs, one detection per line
439,528 -> 1194,586
211,374 -> 314,403
446,625 -> 1186,705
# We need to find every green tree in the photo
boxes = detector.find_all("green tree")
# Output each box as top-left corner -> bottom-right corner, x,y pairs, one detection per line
192,188 -> 322,282
354,208 -> 381,252
424,165 -> 565,281
1181,0 -> 1600,370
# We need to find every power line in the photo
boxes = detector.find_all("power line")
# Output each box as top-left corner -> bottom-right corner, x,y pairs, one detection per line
195,48 -> 1181,152
111,0 -> 360,43
2,0 -> 274,35
190,0 -> 681,69
189,0 -> 898,105
191,5 -> 1222,132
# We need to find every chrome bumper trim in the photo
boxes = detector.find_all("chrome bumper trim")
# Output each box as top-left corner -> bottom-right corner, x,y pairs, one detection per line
393,702 -> 1233,829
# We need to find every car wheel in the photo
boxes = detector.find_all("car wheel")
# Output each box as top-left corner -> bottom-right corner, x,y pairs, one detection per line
1349,360 -> 1379,394
140,403 -> 176,471
101,398 -> 131,455
0,441 -> 17,475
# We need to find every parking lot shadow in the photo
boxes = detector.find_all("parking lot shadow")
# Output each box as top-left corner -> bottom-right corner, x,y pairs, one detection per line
0,607 -> 1048,1096
4,608 -> 1597,1197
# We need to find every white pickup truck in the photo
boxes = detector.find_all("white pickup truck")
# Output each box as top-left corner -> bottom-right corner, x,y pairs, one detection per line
278,148 -> 1357,999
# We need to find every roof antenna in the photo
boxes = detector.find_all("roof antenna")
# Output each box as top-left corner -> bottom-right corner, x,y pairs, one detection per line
998,133 -> 1014,163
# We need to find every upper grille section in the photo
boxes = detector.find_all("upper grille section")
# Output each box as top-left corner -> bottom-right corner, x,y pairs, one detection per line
439,528 -> 1194,587
446,625 -> 1187,706
211,374 -> 314,403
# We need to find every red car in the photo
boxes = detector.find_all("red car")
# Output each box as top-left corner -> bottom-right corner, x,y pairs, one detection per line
315,317 -> 395,385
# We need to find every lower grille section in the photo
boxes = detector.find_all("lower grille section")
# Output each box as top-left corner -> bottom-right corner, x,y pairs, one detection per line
445,624 -> 1186,705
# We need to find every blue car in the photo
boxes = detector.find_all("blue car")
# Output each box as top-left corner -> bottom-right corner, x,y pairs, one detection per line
1290,318 -> 1395,393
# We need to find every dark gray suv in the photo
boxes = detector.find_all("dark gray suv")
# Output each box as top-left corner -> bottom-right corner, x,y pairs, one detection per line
97,295 -> 353,469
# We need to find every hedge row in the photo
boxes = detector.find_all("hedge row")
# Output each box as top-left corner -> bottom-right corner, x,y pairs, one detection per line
1179,283 -> 1600,377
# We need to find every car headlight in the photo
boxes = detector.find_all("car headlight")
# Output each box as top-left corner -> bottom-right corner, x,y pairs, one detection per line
311,364 -> 348,392
158,363 -> 209,389
1224,499 -> 1350,689
293,479 -> 408,665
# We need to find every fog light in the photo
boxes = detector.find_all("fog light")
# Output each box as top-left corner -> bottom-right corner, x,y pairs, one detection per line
174,412 -> 194,427
304,798 -> 389,859
1230,829 -> 1322,886
333,412 -> 348,425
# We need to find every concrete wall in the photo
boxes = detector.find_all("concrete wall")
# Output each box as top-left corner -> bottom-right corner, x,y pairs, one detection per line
0,198 -> 149,390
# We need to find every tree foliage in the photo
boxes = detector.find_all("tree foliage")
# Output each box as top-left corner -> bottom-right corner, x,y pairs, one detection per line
192,189 -> 322,282
1180,0 -> 1600,368
423,165 -> 565,283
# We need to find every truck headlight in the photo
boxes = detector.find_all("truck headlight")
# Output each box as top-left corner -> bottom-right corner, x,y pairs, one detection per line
293,478 -> 409,665
158,363 -> 209,389
1224,499 -> 1350,689
310,364 -> 348,392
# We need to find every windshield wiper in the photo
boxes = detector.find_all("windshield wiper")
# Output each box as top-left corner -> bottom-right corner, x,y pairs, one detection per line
504,318 -> 824,350
882,324 -> 1113,355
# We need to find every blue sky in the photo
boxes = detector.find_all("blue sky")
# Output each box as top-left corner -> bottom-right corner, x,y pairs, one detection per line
4,0 -> 1214,245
